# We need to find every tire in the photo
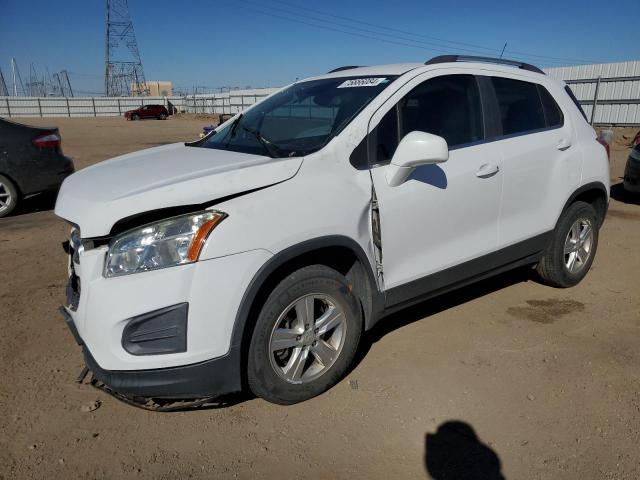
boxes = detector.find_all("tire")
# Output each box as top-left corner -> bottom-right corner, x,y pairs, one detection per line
132,114 -> 139,121
536,201 -> 599,288
247,265 -> 362,405
0,174 -> 18,218
158,112 -> 167,120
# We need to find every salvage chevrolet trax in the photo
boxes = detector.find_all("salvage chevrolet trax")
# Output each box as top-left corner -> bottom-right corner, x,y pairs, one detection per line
55,56 -> 610,405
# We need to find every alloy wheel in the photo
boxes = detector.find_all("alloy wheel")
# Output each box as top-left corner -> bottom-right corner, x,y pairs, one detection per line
564,217 -> 594,274
268,294 -> 347,384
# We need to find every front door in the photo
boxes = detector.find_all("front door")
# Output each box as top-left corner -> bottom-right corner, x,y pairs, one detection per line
369,73 -> 503,299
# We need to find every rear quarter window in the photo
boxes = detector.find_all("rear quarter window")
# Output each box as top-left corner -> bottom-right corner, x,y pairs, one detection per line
537,85 -> 564,128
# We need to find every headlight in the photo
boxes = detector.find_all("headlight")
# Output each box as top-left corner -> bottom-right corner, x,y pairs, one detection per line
104,210 -> 227,278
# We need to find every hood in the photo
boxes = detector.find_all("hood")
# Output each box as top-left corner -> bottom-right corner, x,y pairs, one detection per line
55,143 -> 303,237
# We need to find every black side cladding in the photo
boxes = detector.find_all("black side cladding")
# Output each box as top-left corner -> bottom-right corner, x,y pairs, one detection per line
122,303 -> 188,355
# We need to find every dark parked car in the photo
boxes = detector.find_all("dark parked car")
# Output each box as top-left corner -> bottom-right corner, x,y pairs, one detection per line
623,143 -> 640,194
0,118 -> 74,217
124,104 -> 169,120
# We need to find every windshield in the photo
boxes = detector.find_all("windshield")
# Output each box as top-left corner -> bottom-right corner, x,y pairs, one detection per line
199,76 -> 397,158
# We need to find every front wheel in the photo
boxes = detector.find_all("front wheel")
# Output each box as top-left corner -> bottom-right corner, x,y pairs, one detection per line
132,113 -> 140,121
158,112 -> 167,120
536,201 -> 599,287
247,265 -> 362,404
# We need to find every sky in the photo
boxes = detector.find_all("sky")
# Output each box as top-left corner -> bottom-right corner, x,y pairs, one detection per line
0,0 -> 638,95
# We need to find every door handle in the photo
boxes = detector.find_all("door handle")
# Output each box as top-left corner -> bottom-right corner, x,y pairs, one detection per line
557,138 -> 572,151
476,163 -> 500,178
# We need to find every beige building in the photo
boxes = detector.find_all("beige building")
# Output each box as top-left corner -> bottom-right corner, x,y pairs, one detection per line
131,81 -> 173,96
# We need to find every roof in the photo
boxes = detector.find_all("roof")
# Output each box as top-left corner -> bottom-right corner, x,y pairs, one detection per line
307,63 -> 423,81
307,58 -> 549,83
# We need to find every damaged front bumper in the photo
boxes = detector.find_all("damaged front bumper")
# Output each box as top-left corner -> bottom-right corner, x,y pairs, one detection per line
59,307 -> 243,406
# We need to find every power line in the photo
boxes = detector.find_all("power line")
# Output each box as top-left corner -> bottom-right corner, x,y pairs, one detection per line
258,0 -> 603,65
234,3 -> 479,60
235,1 -> 571,66
240,0 -> 505,59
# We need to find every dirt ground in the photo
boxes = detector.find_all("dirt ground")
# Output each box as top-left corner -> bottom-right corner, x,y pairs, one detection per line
1,116 -> 639,479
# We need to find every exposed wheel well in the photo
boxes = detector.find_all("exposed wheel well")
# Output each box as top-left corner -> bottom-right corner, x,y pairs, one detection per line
235,243 -> 377,386
567,185 -> 608,227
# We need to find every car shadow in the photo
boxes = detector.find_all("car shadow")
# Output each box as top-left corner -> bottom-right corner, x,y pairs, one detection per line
349,266 -> 532,371
9,191 -> 58,217
610,182 -> 640,205
97,265 -> 531,412
425,420 -> 505,479
161,267 -> 532,412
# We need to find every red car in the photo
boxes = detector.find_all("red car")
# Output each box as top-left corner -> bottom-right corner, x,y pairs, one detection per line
124,104 -> 169,120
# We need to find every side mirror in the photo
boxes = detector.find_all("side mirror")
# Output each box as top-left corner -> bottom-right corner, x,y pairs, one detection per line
386,131 -> 449,187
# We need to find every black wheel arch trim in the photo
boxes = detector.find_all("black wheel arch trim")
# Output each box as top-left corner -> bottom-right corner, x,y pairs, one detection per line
559,181 -> 609,226
230,235 -> 382,350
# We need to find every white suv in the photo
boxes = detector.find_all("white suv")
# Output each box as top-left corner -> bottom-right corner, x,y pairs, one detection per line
56,56 -> 609,405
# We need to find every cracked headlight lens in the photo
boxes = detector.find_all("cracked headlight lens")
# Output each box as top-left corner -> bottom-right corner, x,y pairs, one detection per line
104,211 -> 226,278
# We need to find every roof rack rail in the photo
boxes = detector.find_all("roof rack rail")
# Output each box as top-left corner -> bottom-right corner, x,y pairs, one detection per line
425,55 -> 545,75
327,65 -> 364,73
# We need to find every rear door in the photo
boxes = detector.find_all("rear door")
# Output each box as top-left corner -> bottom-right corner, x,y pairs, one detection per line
368,72 -> 503,298
140,105 -> 153,118
486,75 -> 581,247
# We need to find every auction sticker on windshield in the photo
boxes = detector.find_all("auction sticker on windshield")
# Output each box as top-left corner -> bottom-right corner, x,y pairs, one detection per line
337,78 -> 388,88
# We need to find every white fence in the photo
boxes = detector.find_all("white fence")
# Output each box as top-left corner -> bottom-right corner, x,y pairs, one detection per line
545,61 -> 640,126
4,63 -> 639,125
0,87 -> 280,118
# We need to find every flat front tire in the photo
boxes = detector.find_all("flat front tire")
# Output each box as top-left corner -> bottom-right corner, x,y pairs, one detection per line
536,201 -> 599,287
247,265 -> 362,405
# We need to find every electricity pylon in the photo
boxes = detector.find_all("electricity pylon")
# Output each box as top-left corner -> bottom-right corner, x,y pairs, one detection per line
105,0 -> 149,96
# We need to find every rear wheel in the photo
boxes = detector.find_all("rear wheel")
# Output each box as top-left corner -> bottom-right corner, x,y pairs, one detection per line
536,201 -> 599,287
247,265 -> 362,404
0,175 -> 18,218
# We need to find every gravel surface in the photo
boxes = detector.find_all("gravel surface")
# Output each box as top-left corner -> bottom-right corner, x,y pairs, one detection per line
1,117 -> 639,479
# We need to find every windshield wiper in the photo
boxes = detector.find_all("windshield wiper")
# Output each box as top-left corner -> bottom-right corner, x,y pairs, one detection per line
241,125 -> 286,158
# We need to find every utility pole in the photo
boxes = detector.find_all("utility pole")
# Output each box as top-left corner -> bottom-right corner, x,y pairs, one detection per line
105,0 -> 110,96
11,58 -> 26,96
53,73 -> 64,97
0,68 -> 8,96
11,58 -> 17,96
61,70 -> 74,97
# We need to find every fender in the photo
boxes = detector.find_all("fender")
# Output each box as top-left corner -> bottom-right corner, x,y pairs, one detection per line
230,235 -> 382,351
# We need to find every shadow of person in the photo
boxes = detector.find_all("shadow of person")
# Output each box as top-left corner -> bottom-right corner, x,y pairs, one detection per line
425,421 -> 505,480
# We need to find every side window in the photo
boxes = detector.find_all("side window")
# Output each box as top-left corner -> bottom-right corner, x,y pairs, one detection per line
537,85 -> 564,128
372,74 -> 483,164
492,77 -> 545,135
